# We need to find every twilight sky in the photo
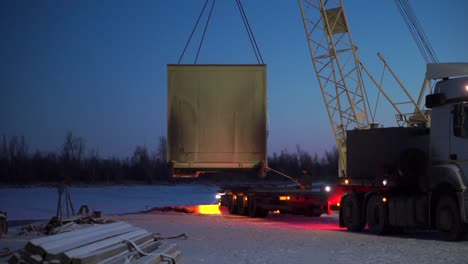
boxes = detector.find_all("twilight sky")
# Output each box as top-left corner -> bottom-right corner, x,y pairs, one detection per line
1,0 -> 467,158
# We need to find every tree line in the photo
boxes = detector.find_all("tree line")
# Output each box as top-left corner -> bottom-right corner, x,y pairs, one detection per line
0,132 -> 338,185
0,132 -> 169,185
267,145 -> 338,182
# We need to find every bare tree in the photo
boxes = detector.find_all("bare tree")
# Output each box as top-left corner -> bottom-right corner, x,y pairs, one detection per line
62,131 -> 84,162
0,135 -> 8,182
61,131 -> 85,181
1,135 -> 7,160
296,145 -> 313,170
157,136 -> 167,162
6,136 -> 28,160
88,149 -> 99,183
3,136 -> 29,182
132,145 -> 152,183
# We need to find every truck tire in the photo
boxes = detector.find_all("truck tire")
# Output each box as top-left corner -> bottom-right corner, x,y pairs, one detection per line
340,193 -> 365,232
436,195 -> 466,241
366,195 -> 388,235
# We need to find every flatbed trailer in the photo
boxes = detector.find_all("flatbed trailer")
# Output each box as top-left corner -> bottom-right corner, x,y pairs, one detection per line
218,184 -> 341,217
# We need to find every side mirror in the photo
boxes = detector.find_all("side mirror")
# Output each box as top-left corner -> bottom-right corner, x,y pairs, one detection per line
425,93 -> 446,108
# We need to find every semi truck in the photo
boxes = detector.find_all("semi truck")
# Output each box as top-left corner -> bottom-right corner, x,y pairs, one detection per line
298,0 -> 468,241
338,64 -> 468,241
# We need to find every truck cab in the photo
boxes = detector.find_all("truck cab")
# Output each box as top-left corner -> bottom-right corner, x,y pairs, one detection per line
425,63 -> 468,240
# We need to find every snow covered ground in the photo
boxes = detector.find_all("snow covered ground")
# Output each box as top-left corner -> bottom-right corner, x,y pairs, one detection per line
116,212 -> 468,264
0,184 -> 219,220
1,184 -> 468,263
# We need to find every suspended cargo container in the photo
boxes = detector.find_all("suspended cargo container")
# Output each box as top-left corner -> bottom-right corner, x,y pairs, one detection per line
167,64 -> 267,177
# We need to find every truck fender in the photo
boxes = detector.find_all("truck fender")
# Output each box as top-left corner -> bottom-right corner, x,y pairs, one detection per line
428,163 -> 466,191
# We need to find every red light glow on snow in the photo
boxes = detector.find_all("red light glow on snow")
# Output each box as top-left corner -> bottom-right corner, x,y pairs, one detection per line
271,219 -> 345,231
296,223 -> 345,231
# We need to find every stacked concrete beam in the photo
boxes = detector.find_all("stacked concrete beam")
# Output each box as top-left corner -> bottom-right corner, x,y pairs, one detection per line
8,221 -> 181,264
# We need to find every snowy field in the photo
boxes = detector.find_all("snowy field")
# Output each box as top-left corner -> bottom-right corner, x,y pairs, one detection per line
0,184 -> 220,220
117,212 -> 468,264
1,185 -> 468,263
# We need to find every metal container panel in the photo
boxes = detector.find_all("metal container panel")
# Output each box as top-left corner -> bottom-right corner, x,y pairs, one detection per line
167,64 -> 267,177
346,127 -> 430,180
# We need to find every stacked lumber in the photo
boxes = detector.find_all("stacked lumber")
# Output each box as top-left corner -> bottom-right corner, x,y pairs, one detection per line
9,221 -> 182,264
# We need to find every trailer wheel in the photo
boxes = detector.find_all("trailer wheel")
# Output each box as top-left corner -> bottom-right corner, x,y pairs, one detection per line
340,193 -> 365,232
248,197 -> 256,217
248,198 -> 268,218
366,195 -> 388,235
228,196 -> 238,215
436,195 -> 466,241
237,197 -> 248,216
256,207 -> 269,218
304,206 -> 322,217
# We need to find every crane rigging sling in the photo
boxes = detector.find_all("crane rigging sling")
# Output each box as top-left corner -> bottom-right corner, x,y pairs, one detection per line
177,0 -> 264,64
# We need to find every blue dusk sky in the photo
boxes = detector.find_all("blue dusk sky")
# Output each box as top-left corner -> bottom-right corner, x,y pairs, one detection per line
1,0 -> 467,158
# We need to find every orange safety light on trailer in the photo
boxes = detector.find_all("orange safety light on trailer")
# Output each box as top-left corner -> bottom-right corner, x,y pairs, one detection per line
196,205 -> 221,215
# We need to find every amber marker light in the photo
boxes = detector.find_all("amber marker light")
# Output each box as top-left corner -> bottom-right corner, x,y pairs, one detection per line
382,197 -> 387,203
344,179 -> 350,185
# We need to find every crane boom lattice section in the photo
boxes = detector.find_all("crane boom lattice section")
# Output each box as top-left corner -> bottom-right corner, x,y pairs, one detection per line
299,0 -> 370,177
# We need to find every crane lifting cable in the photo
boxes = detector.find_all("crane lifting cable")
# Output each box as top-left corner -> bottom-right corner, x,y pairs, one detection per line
178,0 -> 264,64
235,0 -> 264,64
394,0 -> 439,64
177,0 -> 215,64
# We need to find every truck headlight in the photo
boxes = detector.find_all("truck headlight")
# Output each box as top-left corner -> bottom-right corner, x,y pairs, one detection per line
324,186 -> 331,192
